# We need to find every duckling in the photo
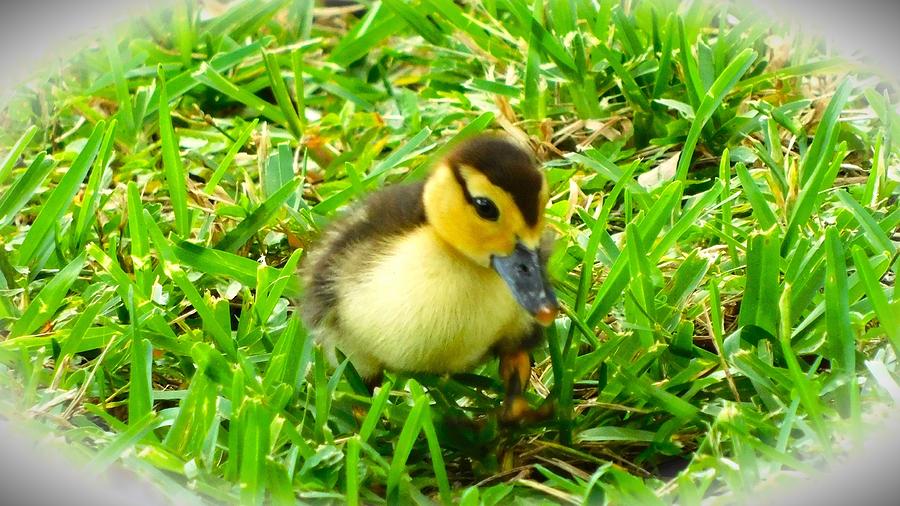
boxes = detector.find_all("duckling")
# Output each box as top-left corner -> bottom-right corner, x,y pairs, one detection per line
301,135 -> 558,423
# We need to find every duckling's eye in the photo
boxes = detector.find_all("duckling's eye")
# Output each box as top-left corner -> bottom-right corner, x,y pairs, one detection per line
473,197 -> 500,221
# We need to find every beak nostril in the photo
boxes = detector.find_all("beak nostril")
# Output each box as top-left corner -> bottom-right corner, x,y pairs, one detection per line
516,264 -> 530,274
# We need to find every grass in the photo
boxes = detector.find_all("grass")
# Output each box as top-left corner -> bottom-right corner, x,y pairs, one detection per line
0,0 -> 898,503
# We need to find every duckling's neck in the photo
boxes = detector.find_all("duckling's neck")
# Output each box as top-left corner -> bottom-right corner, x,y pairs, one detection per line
422,222 -> 492,272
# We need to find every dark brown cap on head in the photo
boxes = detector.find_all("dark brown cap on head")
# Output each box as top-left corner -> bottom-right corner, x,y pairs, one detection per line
446,136 -> 543,226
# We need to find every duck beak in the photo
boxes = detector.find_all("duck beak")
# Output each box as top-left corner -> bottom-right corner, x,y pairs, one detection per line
491,242 -> 559,326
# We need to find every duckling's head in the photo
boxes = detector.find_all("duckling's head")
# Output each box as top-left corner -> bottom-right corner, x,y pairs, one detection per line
423,136 -> 558,326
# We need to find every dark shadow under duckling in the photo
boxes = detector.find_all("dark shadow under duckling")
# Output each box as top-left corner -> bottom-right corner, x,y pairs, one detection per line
301,135 -> 558,423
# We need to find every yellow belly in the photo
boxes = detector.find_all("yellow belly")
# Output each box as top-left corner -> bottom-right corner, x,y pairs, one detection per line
333,226 -> 531,376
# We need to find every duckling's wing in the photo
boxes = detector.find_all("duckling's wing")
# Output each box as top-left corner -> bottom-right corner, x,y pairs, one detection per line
301,181 -> 427,328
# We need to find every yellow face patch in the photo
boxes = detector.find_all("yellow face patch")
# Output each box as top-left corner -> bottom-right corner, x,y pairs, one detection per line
423,163 -> 548,265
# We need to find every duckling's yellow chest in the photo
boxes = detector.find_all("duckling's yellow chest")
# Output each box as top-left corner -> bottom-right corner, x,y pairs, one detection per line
333,226 -> 531,376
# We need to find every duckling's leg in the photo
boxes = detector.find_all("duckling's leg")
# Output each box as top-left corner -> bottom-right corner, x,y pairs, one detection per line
498,349 -> 552,424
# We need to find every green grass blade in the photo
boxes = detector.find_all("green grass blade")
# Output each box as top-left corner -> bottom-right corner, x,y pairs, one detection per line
225,367 -> 246,482
798,79 -> 852,185
105,37 -> 134,138
567,151 -> 649,205
735,162 -> 778,230
204,119 -> 258,193
850,247 -> 900,354
290,49 -> 306,125
193,63 -> 287,125
0,125 -> 39,186
127,182 -> 152,296
404,114 -> 493,182
677,18 -> 703,108
143,209 -> 236,359
127,286 -> 154,423
718,150 -> 739,264
264,143 -> 296,205
203,0 -> 277,38
676,48 -> 756,181
142,38 -> 272,118
164,363 -> 216,455
215,178 -> 301,253
835,190 -> 895,256
408,381 -> 451,505
386,394 -> 426,501
0,152 -> 55,227
598,46 -> 651,112
586,181 -> 683,326
239,399 -> 267,504
173,241 -> 298,296
738,57 -> 847,89
523,17 -> 543,122
17,121 -> 106,265
783,143 -> 848,251
625,222 -> 656,347
359,379 -> 394,444
777,283 -> 829,449
383,0 -> 445,45
615,366 -> 700,420
255,248 -> 302,324
50,285 -> 108,383
74,118 -> 118,250
328,5 -> 401,66
302,66 -> 377,110
574,162 -> 636,319
577,426 -> 657,443
263,50 -> 304,138
651,15 -> 676,99
824,227 -> 858,422
9,252 -> 86,338
90,413 -> 162,473
173,0 -> 195,67
738,226 -> 781,337
419,404 -> 451,505
367,127 -> 432,180
158,66 -> 191,237
425,0 -> 506,59
650,180 -> 723,259
262,314 -> 304,390
314,128 -> 432,215
313,345 -> 330,442
345,435 -> 361,506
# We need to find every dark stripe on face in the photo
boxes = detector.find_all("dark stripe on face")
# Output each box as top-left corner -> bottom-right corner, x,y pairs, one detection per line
447,136 -> 542,226
450,163 -> 474,204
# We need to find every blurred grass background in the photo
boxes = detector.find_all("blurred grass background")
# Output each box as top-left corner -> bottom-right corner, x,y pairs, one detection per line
0,0 -> 898,503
